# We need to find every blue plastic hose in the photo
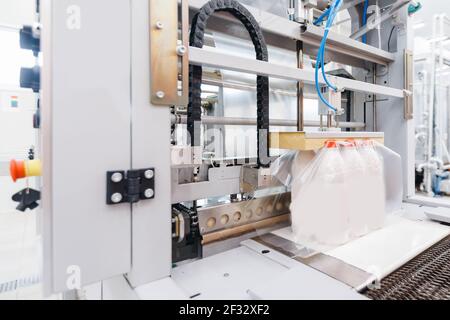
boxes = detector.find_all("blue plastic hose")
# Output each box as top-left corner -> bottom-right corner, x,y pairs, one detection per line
320,0 -> 342,91
314,0 -> 342,112
362,0 -> 369,44
313,7 -> 331,26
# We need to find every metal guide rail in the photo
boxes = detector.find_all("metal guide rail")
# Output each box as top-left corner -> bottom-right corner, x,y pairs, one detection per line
364,235 -> 450,300
250,233 -> 373,290
189,47 -> 405,99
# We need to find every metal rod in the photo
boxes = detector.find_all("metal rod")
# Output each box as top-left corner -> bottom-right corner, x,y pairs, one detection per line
172,115 -> 366,129
297,40 -> 305,132
373,64 -> 378,131
202,77 -> 348,101
327,113 -> 333,128
0,24 -> 21,31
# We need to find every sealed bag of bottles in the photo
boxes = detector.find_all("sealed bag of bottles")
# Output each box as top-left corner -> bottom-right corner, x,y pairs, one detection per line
272,140 -> 392,247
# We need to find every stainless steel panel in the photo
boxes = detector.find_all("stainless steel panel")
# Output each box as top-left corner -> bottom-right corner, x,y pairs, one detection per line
252,234 -> 373,290
197,193 -> 291,235
172,166 -> 242,203
172,179 -> 241,204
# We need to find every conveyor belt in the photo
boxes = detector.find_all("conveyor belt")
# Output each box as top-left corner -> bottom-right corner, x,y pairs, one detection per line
188,0 -> 270,167
364,235 -> 450,300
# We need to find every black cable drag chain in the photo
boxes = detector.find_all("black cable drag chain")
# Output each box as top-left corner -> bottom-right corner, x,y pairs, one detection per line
187,0 -> 270,167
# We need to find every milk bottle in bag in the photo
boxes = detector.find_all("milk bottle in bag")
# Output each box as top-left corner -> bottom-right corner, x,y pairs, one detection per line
357,140 -> 385,230
290,151 -> 323,244
291,141 -> 351,246
339,141 -> 368,237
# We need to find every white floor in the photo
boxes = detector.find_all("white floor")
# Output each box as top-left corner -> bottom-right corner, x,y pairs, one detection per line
0,210 -> 57,300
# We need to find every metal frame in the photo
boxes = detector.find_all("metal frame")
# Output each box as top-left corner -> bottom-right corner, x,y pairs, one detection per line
189,46 -> 405,98
126,0 -> 172,287
39,0 -> 423,299
189,0 -> 394,67
172,166 -> 241,203
350,0 -> 411,41
300,23 -> 395,66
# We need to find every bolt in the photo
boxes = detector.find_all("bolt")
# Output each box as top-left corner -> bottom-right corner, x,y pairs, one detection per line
145,189 -> 154,199
144,169 -> 154,179
156,91 -> 165,99
111,172 -> 123,183
111,193 -> 123,203
176,45 -> 187,56
155,21 -> 164,29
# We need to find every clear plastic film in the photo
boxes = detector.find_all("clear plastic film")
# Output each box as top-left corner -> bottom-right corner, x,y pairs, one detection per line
270,140 -> 399,248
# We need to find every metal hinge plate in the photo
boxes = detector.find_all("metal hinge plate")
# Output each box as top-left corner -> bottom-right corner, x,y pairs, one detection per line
106,168 -> 155,205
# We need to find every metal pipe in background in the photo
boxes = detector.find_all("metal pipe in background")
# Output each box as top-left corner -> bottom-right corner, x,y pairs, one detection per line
297,40 -> 305,132
171,114 -> 366,129
424,14 -> 440,196
0,24 -> 21,31
373,64 -> 378,131
202,78 -> 349,102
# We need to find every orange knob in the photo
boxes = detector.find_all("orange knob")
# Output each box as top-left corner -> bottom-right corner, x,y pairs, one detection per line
10,160 -> 26,182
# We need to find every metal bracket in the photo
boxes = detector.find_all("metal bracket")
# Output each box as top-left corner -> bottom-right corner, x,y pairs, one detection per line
404,49 -> 414,120
149,0 -> 189,106
240,166 -> 278,193
350,0 -> 411,41
106,168 -> 155,205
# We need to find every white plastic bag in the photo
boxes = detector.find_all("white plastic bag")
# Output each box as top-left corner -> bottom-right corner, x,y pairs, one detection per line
290,141 -> 351,246
271,150 -> 316,187
270,151 -> 298,187
374,142 -> 402,215
288,140 -> 386,247
356,140 -> 385,231
339,141 -> 369,237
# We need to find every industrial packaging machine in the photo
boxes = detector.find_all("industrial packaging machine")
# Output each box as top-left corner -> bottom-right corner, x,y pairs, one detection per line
36,0 -> 450,300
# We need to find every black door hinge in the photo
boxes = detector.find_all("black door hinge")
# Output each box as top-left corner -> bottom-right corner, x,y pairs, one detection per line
106,168 -> 155,205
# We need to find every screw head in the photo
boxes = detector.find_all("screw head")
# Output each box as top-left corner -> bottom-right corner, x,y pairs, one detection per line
111,172 -> 123,183
156,91 -> 165,99
144,170 -> 154,179
111,193 -> 123,203
144,189 -> 154,199
155,21 -> 164,29
176,45 -> 187,56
